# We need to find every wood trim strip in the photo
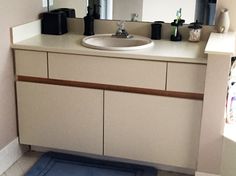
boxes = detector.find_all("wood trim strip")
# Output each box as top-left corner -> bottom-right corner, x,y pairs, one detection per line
17,76 -> 204,100
102,90 -> 105,155
46,52 -> 49,79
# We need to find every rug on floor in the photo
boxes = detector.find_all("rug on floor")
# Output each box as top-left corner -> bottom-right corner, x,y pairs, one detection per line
25,152 -> 158,176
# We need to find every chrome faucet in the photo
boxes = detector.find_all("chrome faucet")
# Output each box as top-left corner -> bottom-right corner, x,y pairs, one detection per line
113,21 -> 133,39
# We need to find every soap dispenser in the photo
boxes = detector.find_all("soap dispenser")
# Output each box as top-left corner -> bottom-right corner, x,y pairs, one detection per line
84,6 -> 94,36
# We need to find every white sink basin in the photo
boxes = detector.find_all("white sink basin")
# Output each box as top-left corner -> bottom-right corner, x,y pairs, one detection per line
81,34 -> 153,51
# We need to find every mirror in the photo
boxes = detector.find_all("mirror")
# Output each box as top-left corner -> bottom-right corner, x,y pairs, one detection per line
51,0 -> 217,25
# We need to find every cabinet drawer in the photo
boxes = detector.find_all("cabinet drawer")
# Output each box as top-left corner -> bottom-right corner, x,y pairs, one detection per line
48,53 -> 167,90
15,50 -> 48,78
17,81 -> 103,155
167,63 -> 206,94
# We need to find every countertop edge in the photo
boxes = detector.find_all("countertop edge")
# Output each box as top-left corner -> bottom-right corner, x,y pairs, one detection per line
11,44 -> 208,64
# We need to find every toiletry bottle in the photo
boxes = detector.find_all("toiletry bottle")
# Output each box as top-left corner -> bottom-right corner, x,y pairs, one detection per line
84,7 -> 94,36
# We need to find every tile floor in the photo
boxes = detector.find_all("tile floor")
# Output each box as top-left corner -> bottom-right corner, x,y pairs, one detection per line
0,151 -> 192,176
0,151 -> 42,176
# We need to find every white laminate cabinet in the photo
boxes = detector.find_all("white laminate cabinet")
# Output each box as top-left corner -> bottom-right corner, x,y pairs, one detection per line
15,50 -> 48,78
104,91 -> 202,169
48,53 -> 167,90
17,81 -> 103,155
167,63 -> 206,94
14,48 -> 206,170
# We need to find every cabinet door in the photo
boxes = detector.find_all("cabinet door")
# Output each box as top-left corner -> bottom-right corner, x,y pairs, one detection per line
17,82 -> 103,155
15,50 -> 48,78
104,91 -> 202,169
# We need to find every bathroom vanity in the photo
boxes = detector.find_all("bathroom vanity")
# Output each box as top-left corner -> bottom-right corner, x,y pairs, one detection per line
11,20 -> 236,175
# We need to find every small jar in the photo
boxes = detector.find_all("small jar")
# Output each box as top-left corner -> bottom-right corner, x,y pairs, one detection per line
151,21 -> 164,40
188,20 -> 202,42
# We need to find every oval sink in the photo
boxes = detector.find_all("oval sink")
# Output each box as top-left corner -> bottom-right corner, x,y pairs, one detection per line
82,34 -> 153,51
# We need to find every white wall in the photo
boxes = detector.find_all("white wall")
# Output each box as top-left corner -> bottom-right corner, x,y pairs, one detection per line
53,0 -> 87,18
112,0 -> 143,21
0,0 -> 44,150
142,0 -> 196,23
112,0 -> 196,23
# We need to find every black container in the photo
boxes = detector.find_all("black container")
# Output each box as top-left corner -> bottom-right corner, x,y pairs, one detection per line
84,7 -> 94,36
41,11 -> 67,35
151,21 -> 164,40
170,30 -> 182,41
170,19 -> 185,41
51,8 -> 76,18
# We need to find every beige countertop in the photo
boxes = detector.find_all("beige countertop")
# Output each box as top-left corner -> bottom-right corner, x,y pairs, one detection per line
12,33 -> 208,64
205,32 -> 236,55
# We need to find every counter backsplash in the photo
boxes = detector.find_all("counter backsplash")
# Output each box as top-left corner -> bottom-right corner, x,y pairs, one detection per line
68,18 -> 216,41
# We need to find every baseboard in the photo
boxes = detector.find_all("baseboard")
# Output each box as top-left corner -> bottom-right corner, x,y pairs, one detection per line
0,138 -> 29,175
195,171 -> 221,176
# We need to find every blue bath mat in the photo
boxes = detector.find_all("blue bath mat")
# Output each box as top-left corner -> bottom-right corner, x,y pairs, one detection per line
26,152 -> 158,176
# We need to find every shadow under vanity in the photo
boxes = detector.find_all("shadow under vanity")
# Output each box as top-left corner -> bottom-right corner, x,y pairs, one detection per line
11,19 -> 236,176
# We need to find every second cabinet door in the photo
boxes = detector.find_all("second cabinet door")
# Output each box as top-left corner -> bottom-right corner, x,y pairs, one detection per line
104,91 -> 202,169
17,82 -> 103,155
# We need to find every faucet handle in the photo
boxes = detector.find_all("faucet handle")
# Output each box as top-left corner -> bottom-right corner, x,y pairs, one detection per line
113,20 -> 132,38
131,13 -> 138,21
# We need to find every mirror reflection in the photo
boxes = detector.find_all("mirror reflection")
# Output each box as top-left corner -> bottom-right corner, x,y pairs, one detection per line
51,0 -> 217,25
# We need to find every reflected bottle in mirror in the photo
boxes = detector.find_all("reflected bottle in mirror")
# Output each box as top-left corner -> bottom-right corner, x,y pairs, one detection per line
93,4 -> 101,19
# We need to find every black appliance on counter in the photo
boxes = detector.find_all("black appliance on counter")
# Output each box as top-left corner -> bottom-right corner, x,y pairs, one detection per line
41,8 -> 75,35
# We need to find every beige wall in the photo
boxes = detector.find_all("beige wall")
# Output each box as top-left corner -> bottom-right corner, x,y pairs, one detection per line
217,0 -> 236,31
0,0 -> 44,150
